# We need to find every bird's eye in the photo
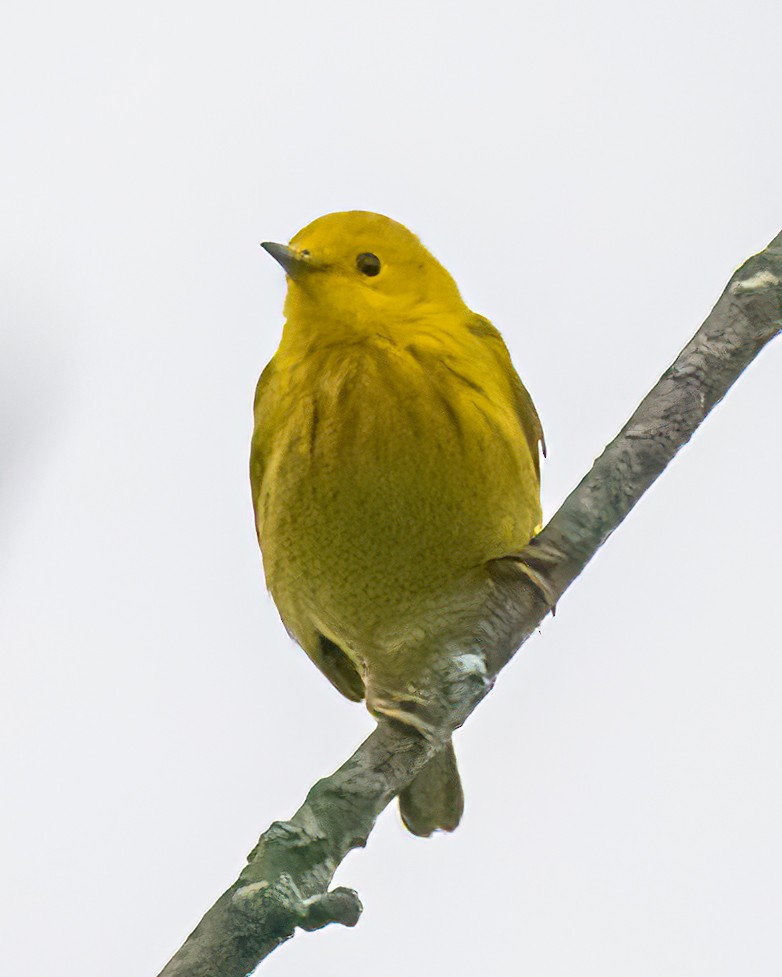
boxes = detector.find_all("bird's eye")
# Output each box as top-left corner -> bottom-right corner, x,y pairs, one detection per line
300,249 -> 310,257
356,252 -> 381,277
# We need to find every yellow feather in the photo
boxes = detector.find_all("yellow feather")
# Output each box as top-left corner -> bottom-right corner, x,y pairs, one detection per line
252,211 -> 543,834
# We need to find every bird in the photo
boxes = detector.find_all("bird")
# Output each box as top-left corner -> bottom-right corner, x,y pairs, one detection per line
251,211 -> 544,836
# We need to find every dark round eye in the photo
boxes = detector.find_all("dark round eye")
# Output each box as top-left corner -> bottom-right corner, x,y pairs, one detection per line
356,252 -> 381,276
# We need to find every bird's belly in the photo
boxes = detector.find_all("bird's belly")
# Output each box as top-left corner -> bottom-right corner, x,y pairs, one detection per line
259,348 -> 540,657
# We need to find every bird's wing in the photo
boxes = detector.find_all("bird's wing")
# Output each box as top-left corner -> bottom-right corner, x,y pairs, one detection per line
249,356 -> 367,703
249,357 -> 277,524
468,315 -> 546,477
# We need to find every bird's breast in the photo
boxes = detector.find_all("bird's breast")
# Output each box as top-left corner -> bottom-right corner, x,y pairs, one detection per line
258,335 -> 540,647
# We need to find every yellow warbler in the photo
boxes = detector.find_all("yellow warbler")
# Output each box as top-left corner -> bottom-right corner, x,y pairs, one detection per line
252,212 -> 543,836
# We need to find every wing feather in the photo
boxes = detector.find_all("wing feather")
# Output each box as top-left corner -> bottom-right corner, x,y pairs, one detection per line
249,357 -> 277,524
468,315 -> 545,477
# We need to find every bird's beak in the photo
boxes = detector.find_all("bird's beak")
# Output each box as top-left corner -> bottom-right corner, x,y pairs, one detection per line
261,242 -> 316,280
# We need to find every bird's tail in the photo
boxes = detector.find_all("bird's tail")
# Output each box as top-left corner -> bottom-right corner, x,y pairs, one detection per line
398,739 -> 464,837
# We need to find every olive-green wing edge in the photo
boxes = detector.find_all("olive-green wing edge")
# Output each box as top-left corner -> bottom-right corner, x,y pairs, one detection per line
249,357 -> 277,524
468,315 -> 546,477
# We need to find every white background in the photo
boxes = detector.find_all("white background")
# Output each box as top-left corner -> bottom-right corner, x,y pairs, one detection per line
2,2 -> 782,975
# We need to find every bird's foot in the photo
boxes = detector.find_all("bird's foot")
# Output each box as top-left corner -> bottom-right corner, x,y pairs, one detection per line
369,693 -> 441,743
496,534 -> 562,614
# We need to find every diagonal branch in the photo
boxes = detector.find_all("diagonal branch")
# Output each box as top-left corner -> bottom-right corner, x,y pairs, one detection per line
158,232 -> 782,977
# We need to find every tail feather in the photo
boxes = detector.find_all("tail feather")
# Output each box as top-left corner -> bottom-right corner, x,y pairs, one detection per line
398,739 -> 463,837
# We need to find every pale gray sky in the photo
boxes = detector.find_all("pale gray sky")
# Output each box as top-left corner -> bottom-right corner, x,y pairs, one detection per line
2,1 -> 782,975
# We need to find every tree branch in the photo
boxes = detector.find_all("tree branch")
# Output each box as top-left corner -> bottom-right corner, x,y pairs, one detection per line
158,232 -> 782,977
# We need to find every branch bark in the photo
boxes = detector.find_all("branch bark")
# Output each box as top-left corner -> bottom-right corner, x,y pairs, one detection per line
159,232 -> 782,977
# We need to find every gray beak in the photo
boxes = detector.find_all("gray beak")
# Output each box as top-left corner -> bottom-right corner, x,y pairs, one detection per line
261,242 -> 315,279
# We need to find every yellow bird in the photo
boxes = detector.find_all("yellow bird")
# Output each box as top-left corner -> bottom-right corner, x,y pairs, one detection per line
252,212 -> 543,836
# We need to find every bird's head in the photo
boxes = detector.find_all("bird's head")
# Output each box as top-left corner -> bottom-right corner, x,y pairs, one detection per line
262,211 -> 466,334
